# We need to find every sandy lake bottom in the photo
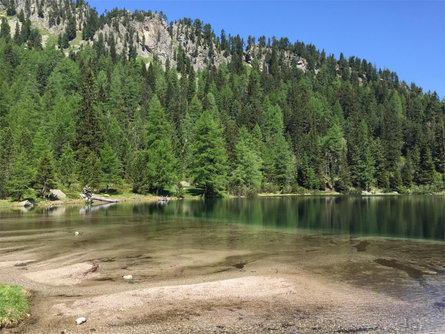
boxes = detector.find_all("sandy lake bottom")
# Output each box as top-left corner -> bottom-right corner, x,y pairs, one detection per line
0,200 -> 444,333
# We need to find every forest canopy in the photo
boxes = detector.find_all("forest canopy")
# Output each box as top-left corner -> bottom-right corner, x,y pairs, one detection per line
0,0 -> 444,200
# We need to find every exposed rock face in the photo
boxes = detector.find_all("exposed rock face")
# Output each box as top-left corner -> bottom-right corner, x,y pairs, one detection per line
1,0 -> 310,72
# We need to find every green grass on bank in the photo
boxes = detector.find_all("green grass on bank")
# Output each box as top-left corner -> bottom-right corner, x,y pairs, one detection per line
0,284 -> 30,328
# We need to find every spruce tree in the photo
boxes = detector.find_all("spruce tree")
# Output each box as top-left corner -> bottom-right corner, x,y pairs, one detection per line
0,18 -> 11,42
77,148 -> 101,189
261,97 -> 283,142
99,142 -> 120,192
58,144 -> 76,187
65,16 -> 76,41
7,151 -> 33,201
382,93 -> 403,172
34,151 -> 57,198
416,142 -> 434,185
74,69 -> 103,185
0,127 -> 14,198
145,95 -> 176,194
230,127 -> 262,195
190,110 -> 227,198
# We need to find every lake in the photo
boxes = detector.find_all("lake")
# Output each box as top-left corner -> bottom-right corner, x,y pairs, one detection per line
0,196 -> 444,333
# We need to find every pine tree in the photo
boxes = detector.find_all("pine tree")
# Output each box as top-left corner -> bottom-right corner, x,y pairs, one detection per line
128,151 -> 148,193
401,158 -> 413,188
183,95 -> 203,173
65,16 -> 76,41
434,118 -> 445,174
74,69 -> 104,162
13,22 -> 20,44
145,95 -> 176,194
263,134 -> 293,190
230,127 -> 262,195
7,151 -> 33,201
415,142 -> 434,185
261,96 -> 283,141
323,122 -> 343,186
382,93 -> 403,172
335,144 -> 351,192
0,18 -> 11,42
34,151 -> 57,198
0,127 -> 14,198
99,142 -> 120,192
58,144 -> 76,187
190,110 -> 227,198
6,0 -> 16,16
77,148 -> 101,189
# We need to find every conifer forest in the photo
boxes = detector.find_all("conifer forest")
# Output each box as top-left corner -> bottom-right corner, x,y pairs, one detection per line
0,0 -> 444,200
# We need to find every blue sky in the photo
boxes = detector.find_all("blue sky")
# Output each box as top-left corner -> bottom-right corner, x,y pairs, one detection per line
89,0 -> 445,98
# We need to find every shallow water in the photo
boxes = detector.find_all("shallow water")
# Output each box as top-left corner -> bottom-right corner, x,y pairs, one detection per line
0,196 -> 444,331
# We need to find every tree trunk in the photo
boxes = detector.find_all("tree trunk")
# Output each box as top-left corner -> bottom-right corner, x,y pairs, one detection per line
80,193 -> 119,203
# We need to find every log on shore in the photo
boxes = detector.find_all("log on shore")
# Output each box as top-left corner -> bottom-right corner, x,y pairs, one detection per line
80,193 -> 119,203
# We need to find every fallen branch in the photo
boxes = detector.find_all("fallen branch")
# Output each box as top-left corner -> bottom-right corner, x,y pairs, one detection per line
80,186 -> 119,204
83,263 -> 99,276
80,193 -> 119,203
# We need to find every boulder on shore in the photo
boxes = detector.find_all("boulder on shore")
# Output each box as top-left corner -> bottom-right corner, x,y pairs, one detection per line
49,189 -> 67,200
18,200 -> 33,208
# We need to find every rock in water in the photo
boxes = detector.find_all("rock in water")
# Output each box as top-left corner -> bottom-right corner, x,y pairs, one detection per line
76,317 -> 87,325
123,275 -> 133,280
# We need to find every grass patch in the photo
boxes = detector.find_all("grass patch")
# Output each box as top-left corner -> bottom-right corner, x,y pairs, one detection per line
0,284 -> 30,328
0,200 -> 14,208
69,33 -> 83,48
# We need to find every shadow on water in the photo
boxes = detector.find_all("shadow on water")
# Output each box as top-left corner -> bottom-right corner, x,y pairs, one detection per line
374,258 -> 424,279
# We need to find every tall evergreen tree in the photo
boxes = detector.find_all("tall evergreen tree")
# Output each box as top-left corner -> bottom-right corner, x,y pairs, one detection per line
7,151 -> 33,201
0,127 -> 14,198
65,16 -> 77,41
230,127 -> 262,195
0,17 -> 11,41
190,110 -> 227,198
144,95 -> 176,193
99,142 -> 120,192
74,69 -> 103,177
34,151 -> 57,198
58,144 -> 76,187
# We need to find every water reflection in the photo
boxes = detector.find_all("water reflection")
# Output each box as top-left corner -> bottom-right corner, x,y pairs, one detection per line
1,196 -> 444,241
133,196 -> 445,241
79,203 -> 117,215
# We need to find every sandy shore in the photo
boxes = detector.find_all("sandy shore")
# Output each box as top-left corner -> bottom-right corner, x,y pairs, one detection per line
1,208 -> 444,333
1,252 -> 443,333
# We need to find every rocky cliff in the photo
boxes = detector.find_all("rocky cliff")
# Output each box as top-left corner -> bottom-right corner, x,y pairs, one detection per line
0,0 -> 313,73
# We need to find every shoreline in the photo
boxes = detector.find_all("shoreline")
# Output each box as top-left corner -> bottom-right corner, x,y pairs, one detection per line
1,190 -> 445,210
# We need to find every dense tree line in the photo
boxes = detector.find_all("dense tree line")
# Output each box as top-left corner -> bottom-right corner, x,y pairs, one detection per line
0,5 -> 444,200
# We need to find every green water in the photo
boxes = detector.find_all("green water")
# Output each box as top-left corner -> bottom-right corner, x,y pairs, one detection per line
135,196 -> 445,241
1,196 -> 444,240
0,196 -> 444,331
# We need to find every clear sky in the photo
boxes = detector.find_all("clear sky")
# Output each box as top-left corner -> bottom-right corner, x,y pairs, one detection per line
88,0 -> 445,98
